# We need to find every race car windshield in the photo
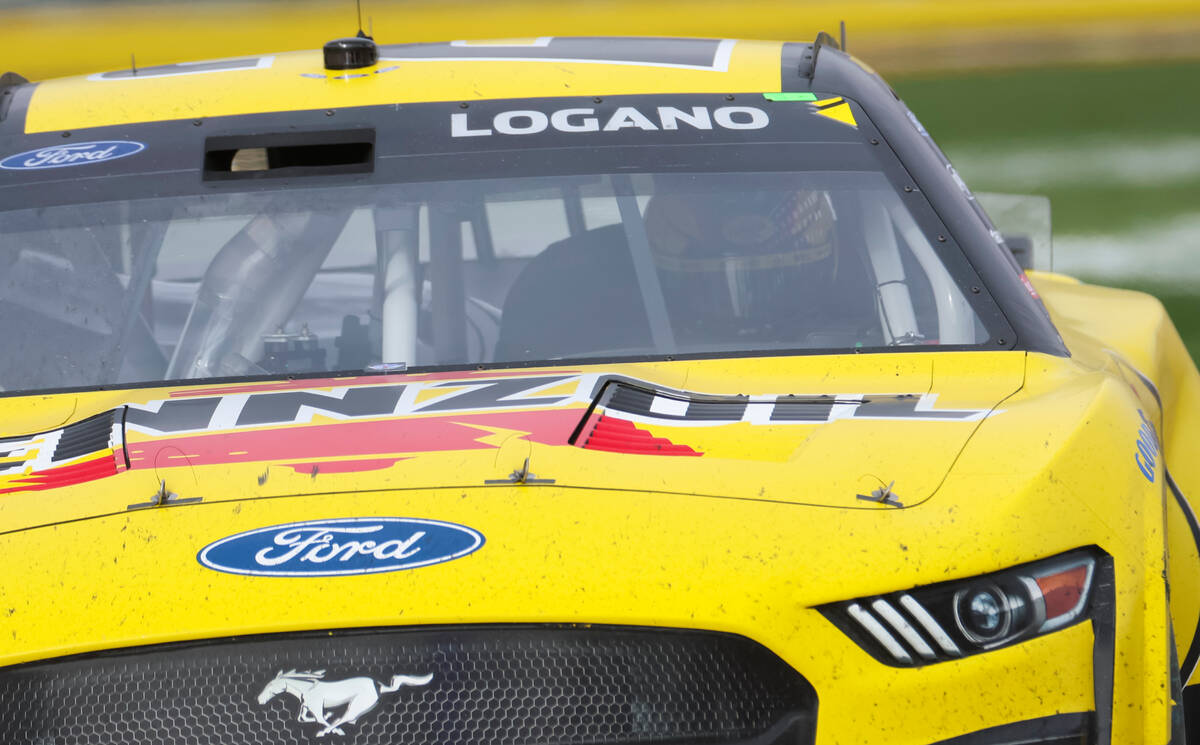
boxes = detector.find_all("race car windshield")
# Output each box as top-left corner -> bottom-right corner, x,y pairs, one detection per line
0,97 -> 996,394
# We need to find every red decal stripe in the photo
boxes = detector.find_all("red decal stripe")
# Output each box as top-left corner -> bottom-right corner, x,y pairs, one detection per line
0,454 -> 118,495
579,415 -> 701,456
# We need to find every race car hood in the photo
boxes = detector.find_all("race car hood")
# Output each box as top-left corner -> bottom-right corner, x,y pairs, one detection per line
0,352 -> 1024,534
5,349 -> 1163,678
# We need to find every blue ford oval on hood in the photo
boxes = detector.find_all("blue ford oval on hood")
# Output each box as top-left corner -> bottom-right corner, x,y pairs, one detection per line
197,517 -> 485,577
0,141 -> 145,170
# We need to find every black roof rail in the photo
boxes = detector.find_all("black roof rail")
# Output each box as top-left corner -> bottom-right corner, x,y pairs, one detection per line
0,72 -> 29,123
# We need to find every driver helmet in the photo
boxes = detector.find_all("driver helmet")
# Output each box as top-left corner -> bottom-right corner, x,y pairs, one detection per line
643,186 -> 838,338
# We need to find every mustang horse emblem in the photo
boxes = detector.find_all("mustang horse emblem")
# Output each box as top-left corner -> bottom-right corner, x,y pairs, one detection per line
257,668 -> 433,737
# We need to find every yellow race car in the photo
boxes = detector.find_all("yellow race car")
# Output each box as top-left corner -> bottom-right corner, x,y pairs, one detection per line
1,32 -> 1198,745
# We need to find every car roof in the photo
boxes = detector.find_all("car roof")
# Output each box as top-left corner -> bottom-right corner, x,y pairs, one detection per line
13,37 -> 809,134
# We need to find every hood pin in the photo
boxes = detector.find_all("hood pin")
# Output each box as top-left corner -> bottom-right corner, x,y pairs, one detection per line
856,480 -> 903,507
126,479 -> 203,510
485,456 -> 555,485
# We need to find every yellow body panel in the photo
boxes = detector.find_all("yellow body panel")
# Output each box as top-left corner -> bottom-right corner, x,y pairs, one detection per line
0,441 -> 1106,743
1030,271 -> 1200,694
0,339 -> 1191,742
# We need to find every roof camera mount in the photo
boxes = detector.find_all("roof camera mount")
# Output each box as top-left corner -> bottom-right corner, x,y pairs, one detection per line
323,35 -> 378,71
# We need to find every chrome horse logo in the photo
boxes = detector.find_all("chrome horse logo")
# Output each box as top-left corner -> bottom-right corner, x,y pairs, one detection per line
257,668 -> 433,737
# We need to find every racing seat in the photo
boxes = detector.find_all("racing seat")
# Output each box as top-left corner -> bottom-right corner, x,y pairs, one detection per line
494,225 -> 652,362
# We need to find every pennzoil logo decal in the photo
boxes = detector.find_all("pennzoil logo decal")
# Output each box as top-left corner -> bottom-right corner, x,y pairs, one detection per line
197,517 -> 485,577
0,371 -> 1005,496
124,373 -> 997,438
125,374 -> 581,435
599,384 -> 997,426
0,141 -> 145,170
258,669 -> 433,737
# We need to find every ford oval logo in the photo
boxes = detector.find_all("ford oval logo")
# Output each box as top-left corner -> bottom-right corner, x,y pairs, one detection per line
0,141 -> 146,170
197,517 -> 485,577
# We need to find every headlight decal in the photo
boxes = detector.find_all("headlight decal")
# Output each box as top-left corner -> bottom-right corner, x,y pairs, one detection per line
845,602 -> 914,665
869,599 -> 938,661
897,593 -> 963,656
820,549 -> 1100,667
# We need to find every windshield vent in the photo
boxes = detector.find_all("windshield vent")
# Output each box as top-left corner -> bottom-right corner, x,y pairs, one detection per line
203,129 -> 374,180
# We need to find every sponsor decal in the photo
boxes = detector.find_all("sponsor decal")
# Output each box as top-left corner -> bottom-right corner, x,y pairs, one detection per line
0,431 -> 54,476
1020,273 -> 1041,299
123,374 -> 998,443
810,97 -> 857,128
197,517 -> 485,577
0,372 -> 1005,496
258,668 -> 432,738
1135,408 -> 1160,482
601,386 -> 997,426
125,374 -> 584,436
451,105 -> 769,137
0,141 -> 145,170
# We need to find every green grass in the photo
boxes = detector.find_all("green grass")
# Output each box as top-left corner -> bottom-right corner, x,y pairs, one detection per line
891,60 -> 1200,361
1035,183 -> 1200,237
892,60 -> 1200,145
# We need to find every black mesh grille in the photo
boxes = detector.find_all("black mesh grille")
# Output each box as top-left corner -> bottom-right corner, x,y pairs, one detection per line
0,626 -> 816,745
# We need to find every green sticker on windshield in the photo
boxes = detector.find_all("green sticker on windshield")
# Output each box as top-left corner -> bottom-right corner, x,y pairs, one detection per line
763,92 -> 817,102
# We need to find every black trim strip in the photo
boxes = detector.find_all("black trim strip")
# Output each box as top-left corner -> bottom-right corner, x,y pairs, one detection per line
929,712 -> 1090,745
118,405 -> 131,470
1170,466 -> 1200,682
1090,553 -> 1116,744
